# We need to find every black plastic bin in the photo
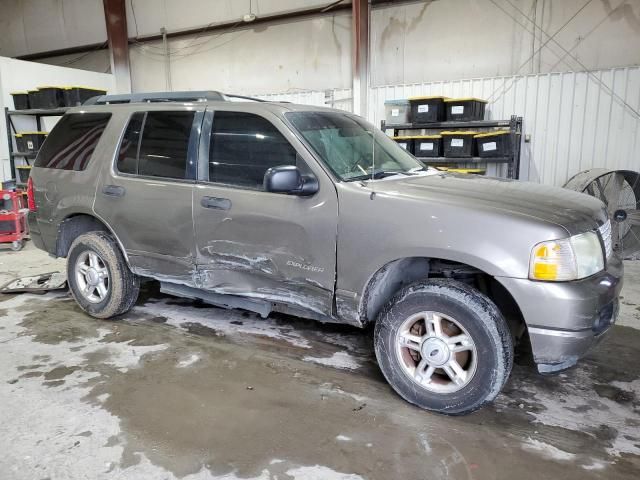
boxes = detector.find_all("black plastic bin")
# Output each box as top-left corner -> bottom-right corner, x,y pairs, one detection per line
15,132 -> 47,153
413,135 -> 443,157
475,130 -> 512,158
28,90 -> 42,109
408,96 -> 448,123
444,98 -> 488,121
63,86 -> 107,106
16,166 -> 32,184
36,86 -> 66,109
392,136 -> 415,154
11,92 -> 30,110
441,131 -> 478,158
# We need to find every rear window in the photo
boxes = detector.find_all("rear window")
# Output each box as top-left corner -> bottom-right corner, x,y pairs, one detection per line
35,113 -> 111,171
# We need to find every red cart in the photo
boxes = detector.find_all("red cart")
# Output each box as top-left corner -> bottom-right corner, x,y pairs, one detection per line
0,189 -> 29,251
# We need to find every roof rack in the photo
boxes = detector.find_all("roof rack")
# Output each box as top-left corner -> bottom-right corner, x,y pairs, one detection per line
83,90 -> 266,105
224,94 -> 266,103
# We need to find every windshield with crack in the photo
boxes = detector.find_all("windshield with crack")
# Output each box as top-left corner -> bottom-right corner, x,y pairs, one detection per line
286,111 -> 425,181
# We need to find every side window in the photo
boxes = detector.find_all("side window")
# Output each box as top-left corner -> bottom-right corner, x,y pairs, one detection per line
209,111 -> 298,189
35,113 -> 111,171
117,112 -> 144,174
116,111 -> 195,180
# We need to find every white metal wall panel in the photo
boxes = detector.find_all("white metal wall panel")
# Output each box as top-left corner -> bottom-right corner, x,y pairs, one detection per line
369,66 -> 640,186
254,89 -> 352,112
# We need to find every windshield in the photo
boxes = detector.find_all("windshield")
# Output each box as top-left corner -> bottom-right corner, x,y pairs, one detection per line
286,111 -> 425,181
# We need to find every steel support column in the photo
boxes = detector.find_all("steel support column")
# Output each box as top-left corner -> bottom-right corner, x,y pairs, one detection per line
103,0 -> 132,93
352,0 -> 370,117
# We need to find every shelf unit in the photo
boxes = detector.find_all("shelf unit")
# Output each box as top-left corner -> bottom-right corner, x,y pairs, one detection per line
4,107 -> 68,186
381,115 -> 523,179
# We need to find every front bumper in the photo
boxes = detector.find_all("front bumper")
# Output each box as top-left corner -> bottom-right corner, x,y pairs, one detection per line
498,254 -> 623,373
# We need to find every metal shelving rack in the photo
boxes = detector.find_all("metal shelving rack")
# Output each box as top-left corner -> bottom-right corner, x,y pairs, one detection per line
381,115 -> 523,179
5,107 -> 68,186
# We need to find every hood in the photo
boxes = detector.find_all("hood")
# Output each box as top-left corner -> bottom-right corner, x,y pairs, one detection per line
370,173 -> 606,235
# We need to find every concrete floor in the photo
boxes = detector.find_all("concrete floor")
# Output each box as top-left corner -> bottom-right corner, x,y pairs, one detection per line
1,242 -> 639,480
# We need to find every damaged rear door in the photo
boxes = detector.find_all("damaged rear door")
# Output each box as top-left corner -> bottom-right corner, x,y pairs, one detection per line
95,107 -> 203,283
193,107 -> 338,317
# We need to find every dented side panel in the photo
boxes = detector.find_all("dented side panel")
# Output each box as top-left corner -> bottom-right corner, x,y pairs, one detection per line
193,108 -> 339,319
193,184 -> 338,317
93,107 -> 202,280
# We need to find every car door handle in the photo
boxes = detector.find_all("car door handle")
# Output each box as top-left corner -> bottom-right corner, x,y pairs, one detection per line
201,196 -> 231,210
102,185 -> 125,197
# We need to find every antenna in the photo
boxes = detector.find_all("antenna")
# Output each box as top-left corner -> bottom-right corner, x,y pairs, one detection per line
369,123 -> 376,199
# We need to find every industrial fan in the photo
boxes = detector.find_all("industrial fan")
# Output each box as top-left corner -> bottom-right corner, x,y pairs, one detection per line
565,169 -> 640,259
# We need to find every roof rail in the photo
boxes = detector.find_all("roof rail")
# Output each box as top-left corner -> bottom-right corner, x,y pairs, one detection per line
224,94 -> 266,102
84,91 -> 226,105
83,90 -> 268,105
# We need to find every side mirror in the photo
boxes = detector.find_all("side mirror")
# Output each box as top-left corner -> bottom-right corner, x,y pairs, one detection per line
263,165 -> 318,196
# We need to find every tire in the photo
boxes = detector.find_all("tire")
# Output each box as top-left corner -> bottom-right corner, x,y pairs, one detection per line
374,279 -> 513,415
67,231 -> 140,319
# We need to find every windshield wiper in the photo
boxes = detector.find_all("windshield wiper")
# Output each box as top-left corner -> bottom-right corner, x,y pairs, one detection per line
346,170 -> 415,182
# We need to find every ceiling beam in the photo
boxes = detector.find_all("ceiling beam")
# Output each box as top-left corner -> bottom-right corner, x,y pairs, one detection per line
352,0 -> 370,116
103,0 -> 131,93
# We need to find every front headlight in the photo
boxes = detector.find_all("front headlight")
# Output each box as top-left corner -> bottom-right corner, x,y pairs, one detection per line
529,231 -> 604,281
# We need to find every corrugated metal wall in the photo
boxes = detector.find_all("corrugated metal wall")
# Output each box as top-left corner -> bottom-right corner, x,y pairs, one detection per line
255,66 -> 640,186
255,89 -> 352,111
370,66 -> 640,186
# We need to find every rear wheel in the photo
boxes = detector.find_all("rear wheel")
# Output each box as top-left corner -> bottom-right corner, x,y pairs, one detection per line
67,231 -> 139,319
374,279 -> 513,415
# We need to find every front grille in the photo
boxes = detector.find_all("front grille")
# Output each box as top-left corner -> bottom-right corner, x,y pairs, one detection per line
598,220 -> 612,258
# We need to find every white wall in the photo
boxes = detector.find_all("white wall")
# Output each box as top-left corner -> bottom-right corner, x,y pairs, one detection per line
0,57 -> 116,181
123,0 -> 345,38
370,0 -> 640,86
36,49 -> 111,74
3,0 -> 639,96
128,13 -> 352,94
0,0 -> 107,57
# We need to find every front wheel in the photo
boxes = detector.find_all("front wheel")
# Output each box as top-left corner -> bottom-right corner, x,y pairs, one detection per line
67,231 -> 140,319
374,279 -> 513,415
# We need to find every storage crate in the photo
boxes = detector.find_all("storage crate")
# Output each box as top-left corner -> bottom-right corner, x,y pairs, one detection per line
441,131 -> 478,157
444,98 -> 488,121
16,166 -> 32,184
384,99 -> 411,125
36,86 -> 66,109
63,86 -> 107,107
15,132 -> 47,152
392,136 -> 415,154
28,90 -> 42,109
408,96 -> 448,123
413,135 -> 443,158
10,91 -> 30,110
475,130 -> 512,158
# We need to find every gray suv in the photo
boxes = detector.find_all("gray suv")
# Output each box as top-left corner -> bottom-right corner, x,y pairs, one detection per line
27,91 -> 622,415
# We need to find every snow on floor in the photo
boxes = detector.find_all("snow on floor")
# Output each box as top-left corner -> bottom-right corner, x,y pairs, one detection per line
137,299 -> 312,349
0,293 -> 365,480
516,366 -> 640,457
522,438 -> 576,461
303,351 -> 362,370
